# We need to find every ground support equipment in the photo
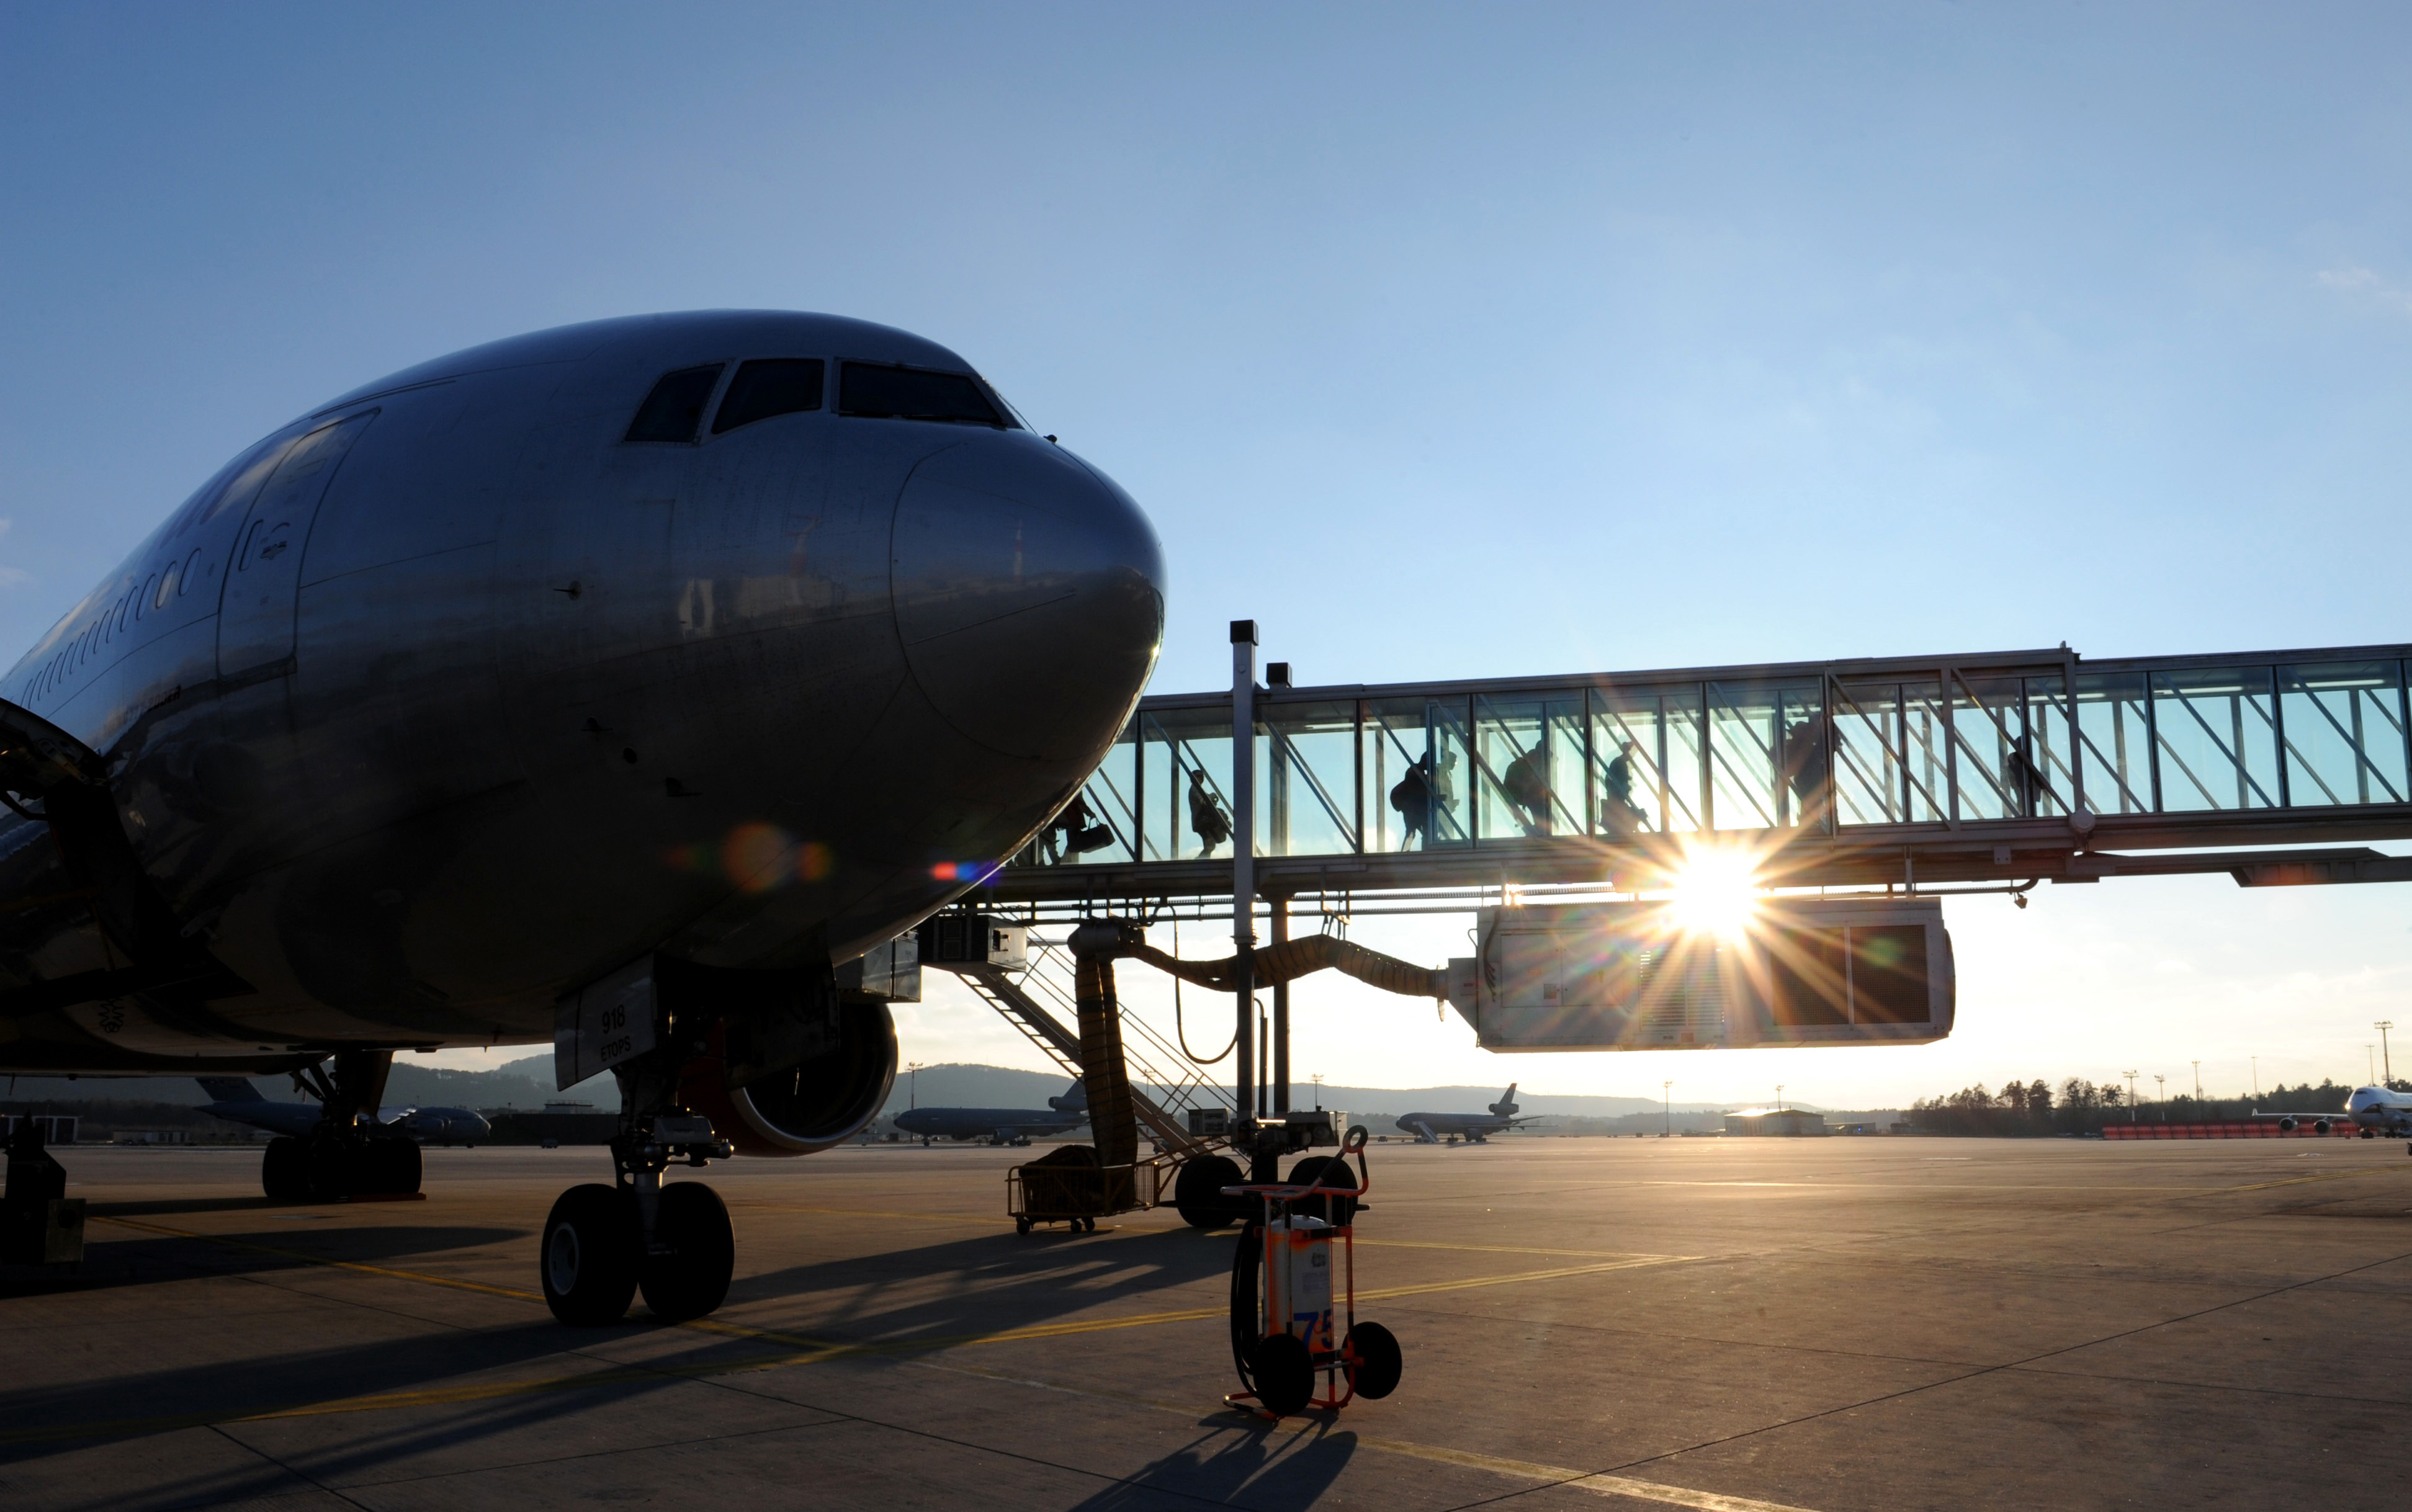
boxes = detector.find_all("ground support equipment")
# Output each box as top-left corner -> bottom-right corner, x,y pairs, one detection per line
1221,1125 -> 1402,1418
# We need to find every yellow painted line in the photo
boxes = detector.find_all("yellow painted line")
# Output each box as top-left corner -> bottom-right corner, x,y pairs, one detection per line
15,1222 -> 1693,1448
736,1203 -> 1008,1227
1358,1437 -> 1825,1512
917,1354 -> 1826,1512
1359,1239 -> 1679,1260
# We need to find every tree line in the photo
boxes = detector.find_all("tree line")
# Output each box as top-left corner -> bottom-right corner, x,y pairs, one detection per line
1905,1075 -> 2406,1136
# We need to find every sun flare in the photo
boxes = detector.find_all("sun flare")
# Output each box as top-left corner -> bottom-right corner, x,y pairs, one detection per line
1668,847 -> 1762,937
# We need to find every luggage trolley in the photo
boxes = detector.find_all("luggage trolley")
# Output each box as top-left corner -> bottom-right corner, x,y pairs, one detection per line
1221,1125 -> 1404,1417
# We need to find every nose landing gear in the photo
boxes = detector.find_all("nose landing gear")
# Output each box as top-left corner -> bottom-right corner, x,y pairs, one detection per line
539,1085 -> 736,1327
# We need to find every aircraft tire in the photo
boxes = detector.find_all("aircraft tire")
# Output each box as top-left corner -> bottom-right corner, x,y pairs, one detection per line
1345,1321 -> 1402,1400
1247,1332 -> 1315,1416
639,1182 -> 734,1322
370,1138 -> 423,1195
1284,1156 -> 1357,1225
262,1137 -> 309,1202
542,1183 -> 640,1325
1175,1155 -> 1245,1229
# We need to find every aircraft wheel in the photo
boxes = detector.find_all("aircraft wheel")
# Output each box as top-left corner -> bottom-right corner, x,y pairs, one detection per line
1247,1331 -> 1315,1416
542,1183 -> 640,1325
2363,1128 -> 2376,1139
1345,1320 -> 1402,1400
1175,1155 -> 1245,1229
1284,1155 -> 1357,1225
262,1137 -> 309,1202
1016,1217 -> 1033,1234
368,1139 -> 423,1195
639,1182 -> 733,1322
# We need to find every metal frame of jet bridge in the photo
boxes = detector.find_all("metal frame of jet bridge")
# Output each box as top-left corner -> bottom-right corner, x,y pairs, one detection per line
989,640 -> 2412,916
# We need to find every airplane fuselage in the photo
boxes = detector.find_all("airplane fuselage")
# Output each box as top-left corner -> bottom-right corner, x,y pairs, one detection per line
0,311 -> 1163,1077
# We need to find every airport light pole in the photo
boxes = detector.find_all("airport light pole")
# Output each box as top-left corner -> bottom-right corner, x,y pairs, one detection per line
2251,1055 -> 2259,1099
1663,1080 -> 1673,1137
2192,1060 -> 2201,1104
2123,1070 -> 2139,1124
907,1062 -> 925,1110
2378,1022 -> 2395,1084
2153,1073 -> 2165,1122
1775,1084 -> 1785,1112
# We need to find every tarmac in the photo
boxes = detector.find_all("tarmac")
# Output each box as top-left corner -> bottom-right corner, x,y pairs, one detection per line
2,1134 -> 2408,1511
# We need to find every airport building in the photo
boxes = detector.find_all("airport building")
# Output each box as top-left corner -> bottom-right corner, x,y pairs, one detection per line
1723,1107 -> 1829,1137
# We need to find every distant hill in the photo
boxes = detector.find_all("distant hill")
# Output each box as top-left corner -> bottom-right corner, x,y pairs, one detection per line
879,1063 -> 1711,1120
2,1053 -> 617,1112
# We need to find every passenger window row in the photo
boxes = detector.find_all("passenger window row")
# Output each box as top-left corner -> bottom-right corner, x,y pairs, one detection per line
622,359 -> 1013,444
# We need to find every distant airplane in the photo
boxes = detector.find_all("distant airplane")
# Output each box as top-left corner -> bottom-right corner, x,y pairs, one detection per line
892,1081 -> 1088,1145
2256,1084 -> 2412,1142
195,1077 -> 491,1146
1396,1084 -> 1541,1143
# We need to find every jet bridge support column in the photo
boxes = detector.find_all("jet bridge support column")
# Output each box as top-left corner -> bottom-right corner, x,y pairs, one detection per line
1270,897 -> 1289,1116
1231,619 -> 1260,1172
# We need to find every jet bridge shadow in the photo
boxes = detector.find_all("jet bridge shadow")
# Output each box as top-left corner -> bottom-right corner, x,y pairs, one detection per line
723,1220 -> 1239,1351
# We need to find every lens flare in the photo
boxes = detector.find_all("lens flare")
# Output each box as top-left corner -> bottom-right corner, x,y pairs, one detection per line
1669,847 -> 1760,937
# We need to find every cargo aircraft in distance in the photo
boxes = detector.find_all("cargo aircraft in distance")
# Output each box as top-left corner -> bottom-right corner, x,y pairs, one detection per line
892,1080 -> 1089,1145
194,1076 -> 491,1148
0,311 -> 1164,1326
1396,1085 -> 1542,1143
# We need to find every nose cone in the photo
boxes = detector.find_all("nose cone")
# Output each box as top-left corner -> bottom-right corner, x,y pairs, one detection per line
892,436 -> 1164,764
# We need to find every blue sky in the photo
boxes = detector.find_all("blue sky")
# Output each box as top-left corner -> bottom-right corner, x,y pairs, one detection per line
4,4 -> 2410,1104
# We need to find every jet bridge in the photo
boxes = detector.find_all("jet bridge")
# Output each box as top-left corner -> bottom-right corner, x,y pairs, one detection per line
997,640 -> 2412,906
962,633 -> 2412,1130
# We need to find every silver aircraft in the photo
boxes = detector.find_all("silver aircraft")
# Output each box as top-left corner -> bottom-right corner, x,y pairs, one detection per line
0,311 -> 1163,1323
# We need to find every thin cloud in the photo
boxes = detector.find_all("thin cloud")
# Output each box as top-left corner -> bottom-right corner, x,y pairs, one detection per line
2316,265 -> 2412,316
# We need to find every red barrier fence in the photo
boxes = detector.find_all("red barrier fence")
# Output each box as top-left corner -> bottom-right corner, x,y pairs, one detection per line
2101,1120 -> 2354,1140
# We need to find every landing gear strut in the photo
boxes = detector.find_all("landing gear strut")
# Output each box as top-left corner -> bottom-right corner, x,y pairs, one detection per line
539,1044 -> 735,1326
261,1050 -> 423,1202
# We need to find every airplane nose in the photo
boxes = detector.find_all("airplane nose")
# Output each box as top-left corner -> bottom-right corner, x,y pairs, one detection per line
891,436 -> 1164,764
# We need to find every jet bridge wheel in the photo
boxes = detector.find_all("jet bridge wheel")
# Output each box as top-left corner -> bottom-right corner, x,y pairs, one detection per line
1343,1321 -> 1402,1400
1175,1154 -> 1247,1229
639,1181 -> 735,1322
542,1183 -> 641,1325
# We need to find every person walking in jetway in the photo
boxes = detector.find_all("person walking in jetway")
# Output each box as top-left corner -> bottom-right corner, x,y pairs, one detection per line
1601,740 -> 1648,837
1390,756 -> 1433,850
1781,718 -> 1829,829
1188,767 -> 1233,858
1502,743 -> 1551,837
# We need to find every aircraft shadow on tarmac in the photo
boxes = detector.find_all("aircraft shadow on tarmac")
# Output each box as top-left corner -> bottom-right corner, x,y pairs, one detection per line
1065,1421 -> 1359,1512
724,1223 -> 1237,1346
0,1222 -> 523,1299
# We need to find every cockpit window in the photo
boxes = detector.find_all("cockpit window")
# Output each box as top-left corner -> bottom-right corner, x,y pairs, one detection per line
624,364 -> 725,444
838,362 -> 1016,428
712,359 -> 825,435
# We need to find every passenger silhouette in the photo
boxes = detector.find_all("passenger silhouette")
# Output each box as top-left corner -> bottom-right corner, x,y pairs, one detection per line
1039,794 -> 1095,864
1389,755 -> 1432,850
1782,717 -> 1829,828
1186,768 -> 1232,857
1601,739 -> 1648,836
1432,751 -> 1461,841
1502,743 -> 1551,836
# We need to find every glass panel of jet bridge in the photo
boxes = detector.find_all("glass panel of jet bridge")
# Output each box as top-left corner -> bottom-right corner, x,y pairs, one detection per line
2277,660 -> 2409,808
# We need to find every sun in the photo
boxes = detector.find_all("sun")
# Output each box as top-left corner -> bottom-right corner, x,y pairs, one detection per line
1669,846 -> 1761,937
